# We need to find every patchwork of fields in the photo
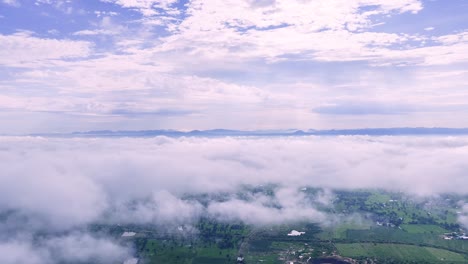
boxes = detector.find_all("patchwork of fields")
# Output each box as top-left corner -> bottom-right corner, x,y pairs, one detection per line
336,243 -> 466,263
128,189 -> 468,263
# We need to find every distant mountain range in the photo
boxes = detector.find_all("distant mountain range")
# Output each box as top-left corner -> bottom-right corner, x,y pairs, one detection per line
29,128 -> 468,137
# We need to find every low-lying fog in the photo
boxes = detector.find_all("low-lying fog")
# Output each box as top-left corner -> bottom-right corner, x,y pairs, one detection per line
1,135 -> 468,263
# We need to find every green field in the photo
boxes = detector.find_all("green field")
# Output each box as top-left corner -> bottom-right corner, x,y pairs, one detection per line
336,243 -> 467,263
131,190 -> 468,264
401,224 -> 449,234
141,238 -> 237,263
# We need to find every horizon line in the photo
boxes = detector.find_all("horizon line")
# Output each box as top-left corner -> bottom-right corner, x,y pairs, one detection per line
9,127 -> 468,138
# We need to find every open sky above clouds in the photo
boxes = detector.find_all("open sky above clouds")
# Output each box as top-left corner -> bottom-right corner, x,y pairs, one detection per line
2,3 -> 468,262
0,0 -> 467,133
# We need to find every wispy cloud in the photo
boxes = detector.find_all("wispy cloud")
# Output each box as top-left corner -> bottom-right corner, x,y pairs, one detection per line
0,0 -> 467,132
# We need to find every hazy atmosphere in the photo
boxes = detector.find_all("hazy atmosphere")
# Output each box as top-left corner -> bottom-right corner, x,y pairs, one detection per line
1,0 -> 468,264
1,136 -> 468,263
1,0 -> 467,133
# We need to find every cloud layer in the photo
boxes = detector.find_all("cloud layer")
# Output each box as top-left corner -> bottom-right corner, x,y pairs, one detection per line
0,1 -> 468,132
2,135 -> 468,262
3,135 -> 468,219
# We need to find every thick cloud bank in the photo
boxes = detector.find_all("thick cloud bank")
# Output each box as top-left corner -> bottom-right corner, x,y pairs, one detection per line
1,135 -> 468,263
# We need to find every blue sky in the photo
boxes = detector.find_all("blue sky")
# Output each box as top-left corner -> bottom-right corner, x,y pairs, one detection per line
0,0 -> 467,133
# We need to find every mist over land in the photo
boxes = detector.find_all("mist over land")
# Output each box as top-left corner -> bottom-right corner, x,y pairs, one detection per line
1,0 -> 468,262
1,135 -> 468,263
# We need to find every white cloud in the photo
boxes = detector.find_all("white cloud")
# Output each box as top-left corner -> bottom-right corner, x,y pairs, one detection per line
180,0 -> 422,33
2,0 -> 19,6
458,204 -> 468,229
0,241 -> 49,264
1,135 -> 468,261
0,58 -> 274,121
207,188 -> 327,225
1,47 -> 468,133
94,10 -> 119,17
1,135 -> 468,230
108,190 -> 204,225
436,31 -> 468,45
0,32 -> 91,67
44,233 -> 132,263
2,136 -> 468,217
102,0 -> 179,16
73,16 -> 126,37
73,29 -> 118,36
119,0 -> 464,67
149,0 -> 428,64
0,234 -> 131,264
34,0 -> 74,14
0,150 -> 107,230
0,0 -> 467,133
